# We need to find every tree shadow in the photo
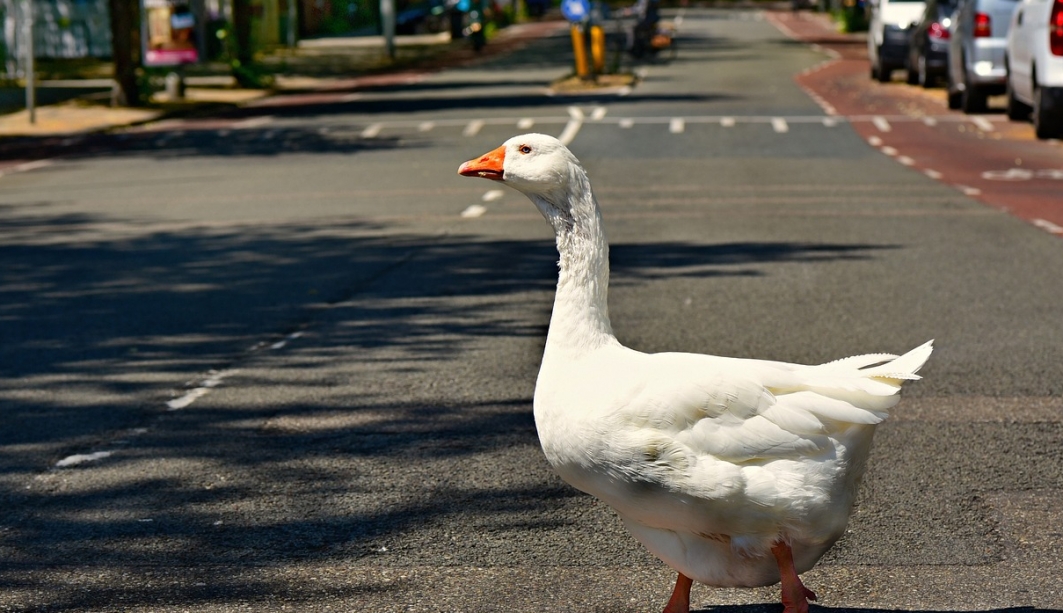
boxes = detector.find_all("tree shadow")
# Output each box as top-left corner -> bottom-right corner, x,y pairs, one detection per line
0,201 -> 901,605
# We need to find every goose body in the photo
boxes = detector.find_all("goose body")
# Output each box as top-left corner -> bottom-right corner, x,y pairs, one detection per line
459,134 -> 932,613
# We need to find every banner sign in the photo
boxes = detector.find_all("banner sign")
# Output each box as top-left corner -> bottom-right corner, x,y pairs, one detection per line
142,0 -> 200,66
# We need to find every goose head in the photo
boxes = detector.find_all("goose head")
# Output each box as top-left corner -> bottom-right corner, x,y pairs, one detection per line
458,133 -> 596,232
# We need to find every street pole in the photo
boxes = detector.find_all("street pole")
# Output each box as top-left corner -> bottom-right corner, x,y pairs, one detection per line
570,23 -> 589,80
287,0 -> 296,47
380,0 -> 395,60
23,0 -> 35,124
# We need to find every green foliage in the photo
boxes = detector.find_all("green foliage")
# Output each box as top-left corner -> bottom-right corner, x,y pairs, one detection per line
834,4 -> 868,32
231,60 -> 276,88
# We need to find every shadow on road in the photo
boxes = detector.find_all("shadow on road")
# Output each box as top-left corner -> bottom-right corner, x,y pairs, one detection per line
0,202 -> 896,605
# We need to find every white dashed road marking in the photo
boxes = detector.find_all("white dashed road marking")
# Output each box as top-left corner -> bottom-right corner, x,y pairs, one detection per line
461,204 -> 488,218
872,116 -> 892,132
669,118 -> 685,133
234,116 -> 274,129
463,120 -> 484,137
1033,219 -> 1063,234
771,117 -> 789,133
13,159 -> 54,172
166,369 -> 236,411
56,451 -> 115,468
558,106 -> 584,145
971,116 -> 994,132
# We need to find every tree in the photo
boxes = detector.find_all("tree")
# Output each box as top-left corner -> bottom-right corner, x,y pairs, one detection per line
230,0 -> 256,86
108,0 -> 141,106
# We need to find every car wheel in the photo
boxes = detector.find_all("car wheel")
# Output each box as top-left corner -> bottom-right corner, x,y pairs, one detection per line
876,49 -> 893,83
1005,77 -> 1031,121
961,75 -> 987,114
945,69 -> 962,108
1032,84 -> 1063,139
919,56 -> 935,88
946,74 -> 962,109
906,54 -> 920,85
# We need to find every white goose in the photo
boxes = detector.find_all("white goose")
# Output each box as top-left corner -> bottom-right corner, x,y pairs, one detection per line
458,134 -> 932,613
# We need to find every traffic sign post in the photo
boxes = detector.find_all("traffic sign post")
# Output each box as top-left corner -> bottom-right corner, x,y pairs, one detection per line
570,24 -> 590,80
562,0 -> 593,80
561,0 -> 589,22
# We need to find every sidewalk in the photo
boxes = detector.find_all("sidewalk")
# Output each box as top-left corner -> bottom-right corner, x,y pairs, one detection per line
0,19 -> 567,139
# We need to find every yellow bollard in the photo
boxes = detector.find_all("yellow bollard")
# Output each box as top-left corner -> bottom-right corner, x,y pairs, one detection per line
570,24 -> 591,80
590,25 -> 605,74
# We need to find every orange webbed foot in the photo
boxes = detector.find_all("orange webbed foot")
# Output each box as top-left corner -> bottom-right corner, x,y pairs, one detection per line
662,572 -> 693,613
771,540 -> 817,613
779,582 -> 815,613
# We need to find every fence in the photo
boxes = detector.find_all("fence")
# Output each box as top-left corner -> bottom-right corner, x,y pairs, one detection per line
2,0 -> 112,78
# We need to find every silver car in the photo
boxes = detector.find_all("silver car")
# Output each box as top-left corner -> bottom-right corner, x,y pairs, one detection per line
946,0 -> 1021,112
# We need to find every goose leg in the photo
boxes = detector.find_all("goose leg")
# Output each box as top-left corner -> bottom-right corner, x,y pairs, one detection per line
662,572 -> 693,613
770,541 -> 817,613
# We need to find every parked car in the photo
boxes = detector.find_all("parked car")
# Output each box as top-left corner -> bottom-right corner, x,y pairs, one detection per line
907,0 -> 960,87
946,0 -> 1021,112
1005,0 -> 1063,138
869,0 -> 928,82
395,0 -> 449,34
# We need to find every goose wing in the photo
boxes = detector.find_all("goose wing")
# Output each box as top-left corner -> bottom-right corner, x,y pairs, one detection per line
606,340 -> 934,464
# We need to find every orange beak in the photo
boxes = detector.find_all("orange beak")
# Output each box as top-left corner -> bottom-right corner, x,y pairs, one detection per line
458,145 -> 506,181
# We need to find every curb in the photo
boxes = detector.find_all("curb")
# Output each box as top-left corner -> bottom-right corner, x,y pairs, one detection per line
0,18 -> 568,142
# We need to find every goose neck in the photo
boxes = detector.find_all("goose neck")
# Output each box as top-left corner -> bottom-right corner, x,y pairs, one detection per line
539,191 -> 617,355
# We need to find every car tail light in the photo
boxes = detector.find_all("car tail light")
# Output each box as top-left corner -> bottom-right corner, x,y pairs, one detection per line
929,22 -> 950,39
973,12 -> 991,37
1051,0 -> 1063,56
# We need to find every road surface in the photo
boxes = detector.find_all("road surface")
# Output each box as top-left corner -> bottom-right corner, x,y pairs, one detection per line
1,8 -> 1061,612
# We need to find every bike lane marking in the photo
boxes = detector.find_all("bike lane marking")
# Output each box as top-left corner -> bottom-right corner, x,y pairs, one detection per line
780,10 -> 1063,238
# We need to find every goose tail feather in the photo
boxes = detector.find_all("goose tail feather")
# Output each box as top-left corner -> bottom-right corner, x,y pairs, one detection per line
859,340 -> 934,384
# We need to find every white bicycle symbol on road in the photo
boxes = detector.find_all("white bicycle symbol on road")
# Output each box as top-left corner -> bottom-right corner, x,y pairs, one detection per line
981,168 -> 1063,181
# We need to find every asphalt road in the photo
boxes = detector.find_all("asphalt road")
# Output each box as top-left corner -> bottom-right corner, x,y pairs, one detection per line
2,8 -> 1062,612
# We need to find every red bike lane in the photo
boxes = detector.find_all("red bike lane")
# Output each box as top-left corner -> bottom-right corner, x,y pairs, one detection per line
768,10 -> 1063,237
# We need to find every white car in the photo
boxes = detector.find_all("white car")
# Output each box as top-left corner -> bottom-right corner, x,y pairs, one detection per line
869,0 -> 929,82
1004,0 -> 1063,138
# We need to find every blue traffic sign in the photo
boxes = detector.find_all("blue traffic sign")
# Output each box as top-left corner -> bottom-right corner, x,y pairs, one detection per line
561,0 -> 590,22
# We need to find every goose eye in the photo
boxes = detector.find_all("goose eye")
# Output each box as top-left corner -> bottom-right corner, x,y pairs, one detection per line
519,145 -> 532,154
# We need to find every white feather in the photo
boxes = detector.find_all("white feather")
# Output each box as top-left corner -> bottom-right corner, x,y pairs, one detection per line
460,134 -> 934,591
